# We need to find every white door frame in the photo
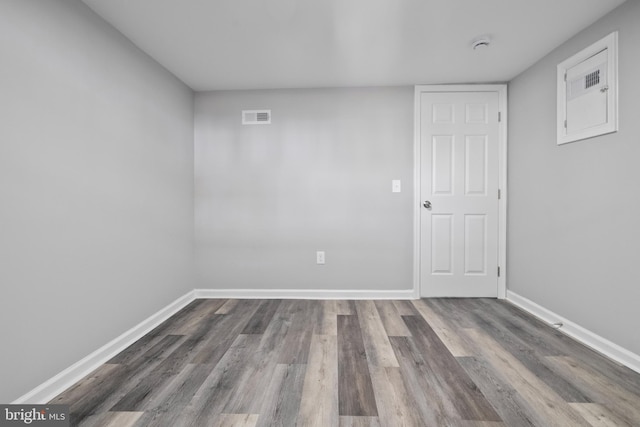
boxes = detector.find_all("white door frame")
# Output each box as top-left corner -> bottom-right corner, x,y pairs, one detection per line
413,84 -> 508,299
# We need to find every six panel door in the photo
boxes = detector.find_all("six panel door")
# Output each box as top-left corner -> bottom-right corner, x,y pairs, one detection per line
420,91 -> 500,297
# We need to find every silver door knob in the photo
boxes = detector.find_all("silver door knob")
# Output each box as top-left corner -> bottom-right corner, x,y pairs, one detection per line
423,200 -> 432,209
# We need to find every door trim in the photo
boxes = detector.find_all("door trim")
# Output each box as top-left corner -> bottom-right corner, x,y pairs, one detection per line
413,84 -> 508,299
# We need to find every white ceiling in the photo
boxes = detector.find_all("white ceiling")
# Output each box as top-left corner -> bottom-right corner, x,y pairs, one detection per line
81,0 -> 626,91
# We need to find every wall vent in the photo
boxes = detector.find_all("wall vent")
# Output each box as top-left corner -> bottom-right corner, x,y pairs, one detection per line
242,110 -> 271,125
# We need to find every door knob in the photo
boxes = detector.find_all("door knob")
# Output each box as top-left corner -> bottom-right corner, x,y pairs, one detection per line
423,200 -> 432,209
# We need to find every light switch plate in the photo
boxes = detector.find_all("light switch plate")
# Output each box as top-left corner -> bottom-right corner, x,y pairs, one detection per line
392,180 -> 401,193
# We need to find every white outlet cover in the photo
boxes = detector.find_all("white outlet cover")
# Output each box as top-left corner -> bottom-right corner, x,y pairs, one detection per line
392,180 -> 401,193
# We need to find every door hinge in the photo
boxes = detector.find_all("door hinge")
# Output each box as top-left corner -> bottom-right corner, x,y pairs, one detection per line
498,111 -> 501,122
498,189 -> 501,200
564,119 -> 567,129
564,72 -> 567,82
498,266 -> 501,277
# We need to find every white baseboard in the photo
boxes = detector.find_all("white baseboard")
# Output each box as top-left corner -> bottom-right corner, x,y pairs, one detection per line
194,288 -> 419,300
12,287 -> 417,404
506,290 -> 640,375
20,287 -> 639,405
20,287 -> 638,404
12,290 -> 197,405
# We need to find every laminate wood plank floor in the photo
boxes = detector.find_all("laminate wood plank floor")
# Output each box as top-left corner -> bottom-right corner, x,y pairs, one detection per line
50,298 -> 640,426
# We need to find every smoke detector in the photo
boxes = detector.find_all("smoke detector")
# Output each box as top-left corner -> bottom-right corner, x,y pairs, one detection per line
471,36 -> 491,50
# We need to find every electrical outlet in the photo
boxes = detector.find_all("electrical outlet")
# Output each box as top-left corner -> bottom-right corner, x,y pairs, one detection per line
316,251 -> 325,265
392,179 -> 401,193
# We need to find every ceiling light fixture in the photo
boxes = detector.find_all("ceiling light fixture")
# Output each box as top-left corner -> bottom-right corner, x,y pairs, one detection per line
471,36 -> 491,50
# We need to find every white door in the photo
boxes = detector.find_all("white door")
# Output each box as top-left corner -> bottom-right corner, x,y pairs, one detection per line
419,90 -> 500,297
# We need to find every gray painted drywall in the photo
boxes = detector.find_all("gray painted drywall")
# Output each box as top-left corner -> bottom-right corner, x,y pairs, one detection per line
0,0 -> 194,402
194,88 -> 414,291
508,0 -> 640,355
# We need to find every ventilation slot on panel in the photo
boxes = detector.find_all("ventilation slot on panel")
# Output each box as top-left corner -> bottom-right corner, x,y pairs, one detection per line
585,69 -> 600,88
242,110 -> 271,125
567,63 -> 606,102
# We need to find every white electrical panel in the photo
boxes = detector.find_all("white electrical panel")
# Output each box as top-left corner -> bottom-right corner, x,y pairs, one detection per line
557,32 -> 618,145
566,49 -> 608,135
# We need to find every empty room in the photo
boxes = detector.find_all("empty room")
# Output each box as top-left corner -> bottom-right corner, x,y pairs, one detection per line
2,0 -> 640,426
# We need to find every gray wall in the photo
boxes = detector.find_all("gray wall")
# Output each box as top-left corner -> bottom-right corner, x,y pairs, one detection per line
0,0 -> 194,402
508,0 -> 640,355
194,88 -> 414,291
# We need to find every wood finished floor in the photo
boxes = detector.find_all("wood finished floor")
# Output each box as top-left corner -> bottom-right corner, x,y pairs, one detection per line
50,298 -> 640,426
